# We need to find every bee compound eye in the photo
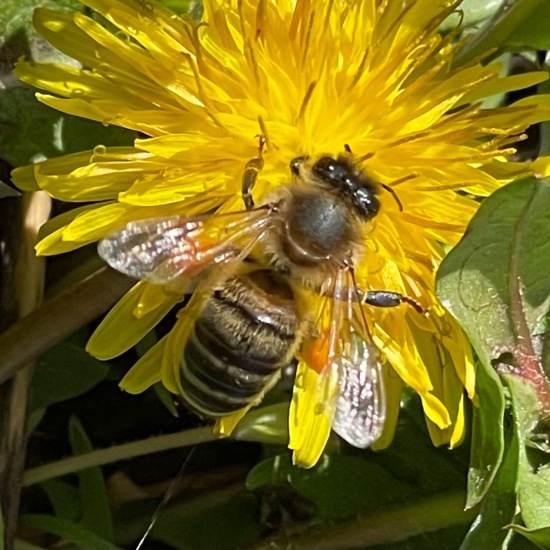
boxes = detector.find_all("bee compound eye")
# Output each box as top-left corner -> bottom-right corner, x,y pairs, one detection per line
355,187 -> 380,219
311,157 -> 337,179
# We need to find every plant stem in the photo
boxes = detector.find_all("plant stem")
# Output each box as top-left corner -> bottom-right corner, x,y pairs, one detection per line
0,192 -> 50,550
0,267 -> 134,385
251,490 -> 477,550
22,427 -> 217,487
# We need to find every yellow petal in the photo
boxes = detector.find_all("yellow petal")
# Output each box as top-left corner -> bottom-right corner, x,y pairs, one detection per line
289,362 -> 334,469
457,71 -> 549,108
87,281 -> 181,360
119,336 -> 165,393
11,164 -> 40,191
32,147 -> 153,202
530,155 -> 550,177
215,408 -> 252,437
420,392 -> 451,430
449,393 -> 466,449
371,364 -> 404,451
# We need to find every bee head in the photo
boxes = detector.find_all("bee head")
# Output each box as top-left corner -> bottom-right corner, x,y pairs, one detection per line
290,155 -> 380,220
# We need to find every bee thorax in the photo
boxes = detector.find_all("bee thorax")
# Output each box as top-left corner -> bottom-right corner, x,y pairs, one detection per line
262,187 -> 362,284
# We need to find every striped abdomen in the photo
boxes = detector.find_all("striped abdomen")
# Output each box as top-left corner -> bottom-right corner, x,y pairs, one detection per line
180,270 -> 301,417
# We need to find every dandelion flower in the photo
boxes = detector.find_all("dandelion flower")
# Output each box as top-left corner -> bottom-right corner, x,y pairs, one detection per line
13,0 -> 550,467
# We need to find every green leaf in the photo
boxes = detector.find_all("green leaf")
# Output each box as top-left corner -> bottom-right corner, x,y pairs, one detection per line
492,2 -> 550,51
40,479 -> 81,521
369,397 -> 467,496
507,377 -> 550,533
247,453 -> 411,521
440,0 -> 505,33
232,403 -> 290,445
156,0 -> 195,13
511,525 -> 550,550
1,2 -> 135,168
12,540 -> 47,550
246,395 -> 468,525
1,88 -> 135,168
438,177 -> 550,358
0,182 -> 20,198
437,177 -> 550,504
19,514 -> 121,550
460,410 -> 519,549
68,417 -> 114,543
150,488 -> 262,550
31,342 -> 110,411
0,0 -> 83,66
454,0 -> 550,66
443,248 -> 550,548
518,446 -> 550,533
153,383 -> 181,418
27,408 -> 47,435
466,362 -> 506,508
538,68 -> 550,157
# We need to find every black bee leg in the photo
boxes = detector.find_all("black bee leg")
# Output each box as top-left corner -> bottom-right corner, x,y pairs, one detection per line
364,290 -> 425,314
242,136 -> 266,210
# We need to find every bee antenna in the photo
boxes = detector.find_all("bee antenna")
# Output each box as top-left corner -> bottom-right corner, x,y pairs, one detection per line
358,151 -> 375,162
381,183 -> 403,212
345,144 -> 375,162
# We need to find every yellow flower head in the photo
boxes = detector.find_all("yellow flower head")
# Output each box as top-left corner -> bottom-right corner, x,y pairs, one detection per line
13,0 -> 550,467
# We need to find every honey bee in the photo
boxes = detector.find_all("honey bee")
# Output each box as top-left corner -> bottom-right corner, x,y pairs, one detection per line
98,144 -> 422,449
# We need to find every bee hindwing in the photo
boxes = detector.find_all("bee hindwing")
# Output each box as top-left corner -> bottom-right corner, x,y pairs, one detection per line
332,344 -> 386,448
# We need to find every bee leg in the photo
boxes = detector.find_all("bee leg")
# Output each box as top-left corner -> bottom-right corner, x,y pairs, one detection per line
364,291 -> 425,314
242,136 -> 266,210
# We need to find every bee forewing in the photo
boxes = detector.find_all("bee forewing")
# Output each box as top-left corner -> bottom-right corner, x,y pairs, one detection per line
98,210 -> 272,285
332,338 -> 386,448
98,216 -> 189,282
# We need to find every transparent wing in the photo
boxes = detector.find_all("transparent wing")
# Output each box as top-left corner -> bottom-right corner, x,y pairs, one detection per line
302,267 -> 386,449
98,208 -> 273,285
332,332 -> 386,449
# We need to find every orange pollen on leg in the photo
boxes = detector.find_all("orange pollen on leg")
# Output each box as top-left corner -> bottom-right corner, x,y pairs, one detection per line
301,331 -> 330,374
